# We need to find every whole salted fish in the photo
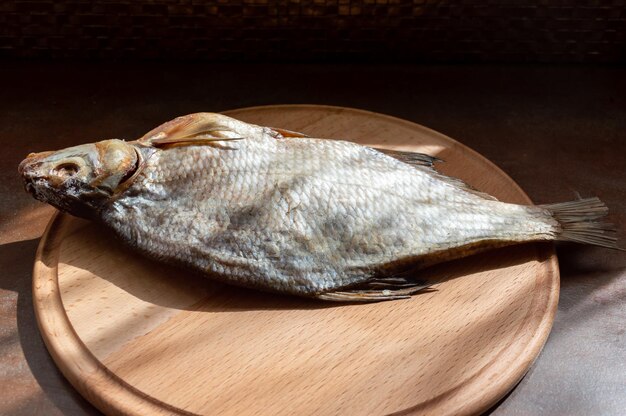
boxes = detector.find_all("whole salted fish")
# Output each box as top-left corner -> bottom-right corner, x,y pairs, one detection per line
19,113 -> 619,301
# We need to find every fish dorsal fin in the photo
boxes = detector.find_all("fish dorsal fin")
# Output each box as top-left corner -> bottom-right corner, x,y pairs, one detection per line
375,147 -> 498,201
373,148 -> 441,168
268,127 -> 310,139
136,113 -> 263,148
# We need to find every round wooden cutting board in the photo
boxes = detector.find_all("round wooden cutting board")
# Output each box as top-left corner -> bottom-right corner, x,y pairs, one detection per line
33,105 -> 559,416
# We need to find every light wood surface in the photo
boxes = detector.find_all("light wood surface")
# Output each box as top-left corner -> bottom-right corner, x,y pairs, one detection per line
33,105 -> 560,416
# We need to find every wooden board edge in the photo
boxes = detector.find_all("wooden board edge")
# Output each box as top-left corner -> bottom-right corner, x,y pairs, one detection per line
33,212 -> 196,416
31,105 -> 561,416
455,246 -> 560,416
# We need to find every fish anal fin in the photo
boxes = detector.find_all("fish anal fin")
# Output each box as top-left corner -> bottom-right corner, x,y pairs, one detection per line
317,281 -> 433,303
317,290 -> 411,302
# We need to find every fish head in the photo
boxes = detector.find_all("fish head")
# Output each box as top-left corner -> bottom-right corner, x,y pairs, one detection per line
18,139 -> 139,218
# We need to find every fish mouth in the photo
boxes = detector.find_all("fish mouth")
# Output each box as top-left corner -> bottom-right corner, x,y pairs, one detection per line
19,158 -> 43,196
19,149 -> 63,196
22,175 -> 50,201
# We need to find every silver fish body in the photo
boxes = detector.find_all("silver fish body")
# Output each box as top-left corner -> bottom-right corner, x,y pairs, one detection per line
19,113 -> 619,301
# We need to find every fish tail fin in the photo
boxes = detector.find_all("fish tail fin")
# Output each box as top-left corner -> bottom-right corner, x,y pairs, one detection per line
540,197 -> 623,250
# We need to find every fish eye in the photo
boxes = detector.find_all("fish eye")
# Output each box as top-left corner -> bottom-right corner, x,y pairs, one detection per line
54,162 -> 80,178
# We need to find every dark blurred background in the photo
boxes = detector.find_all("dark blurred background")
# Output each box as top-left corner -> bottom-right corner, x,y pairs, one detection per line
1,2 -> 626,416
1,0 -> 625,63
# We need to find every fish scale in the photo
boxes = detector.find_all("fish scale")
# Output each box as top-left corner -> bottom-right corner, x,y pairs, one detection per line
18,113 -> 620,301
106,129 -> 542,294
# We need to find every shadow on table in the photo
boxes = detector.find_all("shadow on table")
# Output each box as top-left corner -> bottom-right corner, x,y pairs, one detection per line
0,238 -> 101,416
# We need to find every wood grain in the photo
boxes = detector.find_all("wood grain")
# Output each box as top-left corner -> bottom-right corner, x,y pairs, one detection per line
33,105 -> 560,416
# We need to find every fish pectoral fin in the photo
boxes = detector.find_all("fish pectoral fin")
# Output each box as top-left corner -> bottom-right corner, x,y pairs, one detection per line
136,113 -> 252,148
317,282 -> 433,303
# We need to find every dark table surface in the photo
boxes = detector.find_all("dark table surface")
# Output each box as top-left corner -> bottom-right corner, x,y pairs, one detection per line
1,62 -> 625,416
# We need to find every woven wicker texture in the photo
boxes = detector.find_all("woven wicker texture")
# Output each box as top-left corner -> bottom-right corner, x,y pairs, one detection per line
1,0 -> 625,62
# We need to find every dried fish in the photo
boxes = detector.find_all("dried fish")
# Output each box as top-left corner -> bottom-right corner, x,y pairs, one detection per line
19,113 -> 620,301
